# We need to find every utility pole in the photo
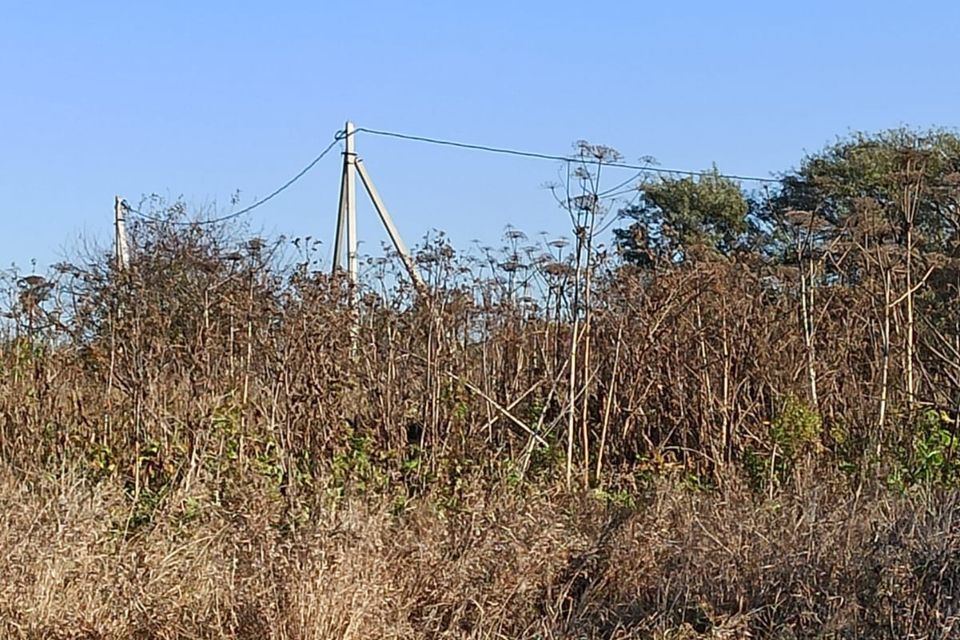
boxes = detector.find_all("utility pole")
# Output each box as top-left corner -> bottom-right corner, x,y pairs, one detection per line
332,121 -> 425,295
345,121 -> 358,288
114,195 -> 130,271
332,121 -> 358,287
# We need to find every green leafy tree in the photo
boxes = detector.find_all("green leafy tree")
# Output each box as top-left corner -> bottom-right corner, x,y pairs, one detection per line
770,127 -> 960,254
614,167 -> 757,265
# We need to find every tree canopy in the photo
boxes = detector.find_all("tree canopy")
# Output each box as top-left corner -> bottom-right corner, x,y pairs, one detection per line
614,128 -> 960,267
613,167 -> 757,265
770,128 -> 960,255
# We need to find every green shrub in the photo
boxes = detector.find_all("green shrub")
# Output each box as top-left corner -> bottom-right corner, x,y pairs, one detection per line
771,394 -> 822,459
742,395 -> 822,492
889,409 -> 960,489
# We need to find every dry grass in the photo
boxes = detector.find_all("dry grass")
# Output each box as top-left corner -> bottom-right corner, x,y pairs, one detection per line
1,466 -> 958,638
2,211 -> 960,637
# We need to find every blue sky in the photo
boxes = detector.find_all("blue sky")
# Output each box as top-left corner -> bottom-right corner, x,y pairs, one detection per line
3,1 -> 960,272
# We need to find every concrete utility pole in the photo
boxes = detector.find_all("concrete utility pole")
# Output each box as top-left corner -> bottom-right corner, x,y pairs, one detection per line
345,121 -> 358,287
332,121 -> 358,287
114,195 -> 130,271
332,120 -> 425,295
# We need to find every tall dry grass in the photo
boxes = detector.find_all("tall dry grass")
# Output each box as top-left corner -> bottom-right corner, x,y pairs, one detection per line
1,208 -> 959,637
1,465 -> 959,638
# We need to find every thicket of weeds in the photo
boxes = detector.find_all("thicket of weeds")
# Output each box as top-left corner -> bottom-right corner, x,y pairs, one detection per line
5,132 -> 960,639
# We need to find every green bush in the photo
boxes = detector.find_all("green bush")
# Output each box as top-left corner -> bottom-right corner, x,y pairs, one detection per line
742,395 -> 822,492
889,409 -> 960,489
771,394 -> 822,459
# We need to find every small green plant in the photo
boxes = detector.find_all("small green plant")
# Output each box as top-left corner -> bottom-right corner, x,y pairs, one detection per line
528,441 -> 563,480
682,472 -> 716,493
741,447 -> 767,492
771,395 -> 822,459
440,380 -> 470,423
128,488 -> 166,532
742,396 -> 822,493
827,419 -> 861,476
112,439 -> 178,533
176,496 -> 203,527
291,449 -> 317,489
86,442 -> 117,482
591,486 -> 636,509
891,409 -> 960,488
329,428 -> 391,498
251,438 -> 285,488
210,398 -> 243,463
525,398 -> 546,427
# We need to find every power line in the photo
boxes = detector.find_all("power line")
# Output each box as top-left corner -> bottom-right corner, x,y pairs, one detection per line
125,130 -> 346,225
598,170 -> 646,197
118,122 -> 956,230
352,126 -> 783,184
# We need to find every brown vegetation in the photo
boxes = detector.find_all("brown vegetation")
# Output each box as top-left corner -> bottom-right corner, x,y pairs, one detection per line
2,465 -> 959,639
3,129 -> 960,637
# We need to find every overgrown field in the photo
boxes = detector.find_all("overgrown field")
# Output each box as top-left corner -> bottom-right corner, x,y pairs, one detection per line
4,129 -> 960,637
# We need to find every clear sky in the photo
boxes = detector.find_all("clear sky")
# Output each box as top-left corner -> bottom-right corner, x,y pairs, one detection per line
3,1 -> 960,272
